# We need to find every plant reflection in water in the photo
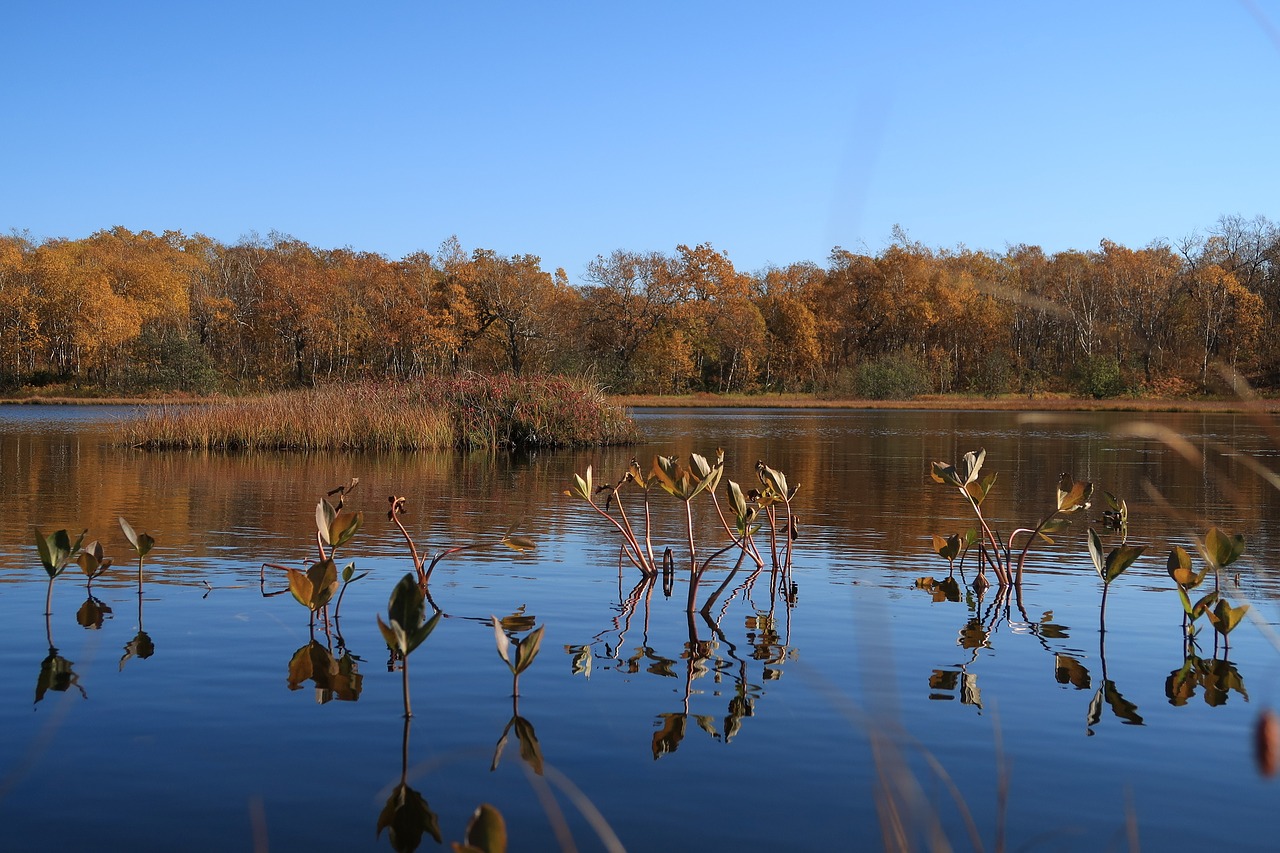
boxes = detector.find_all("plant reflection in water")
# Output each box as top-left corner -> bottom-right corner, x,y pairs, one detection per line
567,541 -> 798,759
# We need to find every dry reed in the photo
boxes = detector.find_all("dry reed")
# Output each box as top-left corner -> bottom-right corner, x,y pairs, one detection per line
121,376 -> 639,451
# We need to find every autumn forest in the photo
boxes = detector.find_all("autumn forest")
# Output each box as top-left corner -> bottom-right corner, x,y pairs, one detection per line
1,215 -> 1277,398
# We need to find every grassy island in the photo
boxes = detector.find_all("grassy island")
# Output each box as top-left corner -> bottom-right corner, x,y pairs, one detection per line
120,375 -> 640,451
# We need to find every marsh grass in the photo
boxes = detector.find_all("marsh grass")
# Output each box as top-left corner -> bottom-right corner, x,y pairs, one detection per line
122,375 -> 640,451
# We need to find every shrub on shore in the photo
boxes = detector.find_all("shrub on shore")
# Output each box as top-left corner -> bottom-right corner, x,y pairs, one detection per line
121,375 -> 640,451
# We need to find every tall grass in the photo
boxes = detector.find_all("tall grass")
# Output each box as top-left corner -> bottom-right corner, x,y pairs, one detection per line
121,375 -> 640,451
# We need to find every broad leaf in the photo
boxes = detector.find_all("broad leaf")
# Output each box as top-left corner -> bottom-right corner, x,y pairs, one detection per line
328,510 -> 363,550
387,573 -> 426,634
285,568 -> 314,609
957,449 -> 985,485
1087,529 -> 1105,580
514,625 -> 544,675
492,616 -> 513,671
306,558 -> 338,609
406,610 -> 442,656
1056,475 -> 1093,513
1209,598 -> 1249,635
315,498 -> 338,544
929,461 -> 962,487
377,614 -> 408,655
35,527 -> 85,578
462,804 -> 508,853
1105,544 -> 1146,583
75,540 -> 112,579
118,517 -> 153,557
1205,527 -> 1246,569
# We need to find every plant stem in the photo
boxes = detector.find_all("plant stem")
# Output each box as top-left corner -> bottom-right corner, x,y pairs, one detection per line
402,653 -> 412,718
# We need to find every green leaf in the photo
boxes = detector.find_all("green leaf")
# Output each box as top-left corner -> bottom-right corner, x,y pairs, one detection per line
462,804 -> 507,853
727,479 -> 749,522
387,573 -> 426,634
285,568 -> 313,609
1104,490 -> 1128,521
376,614 -> 406,654
1193,590 -> 1219,619
1205,527 -> 1246,569
689,450 -> 724,498
35,527 -> 85,578
514,625 -> 545,675
118,517 -> 153,557
405,610 -> 442,656
1105,544 -> 1146,583
1167,546 -> 1195,586
1209,598 -> 1249,635
306,558 -> 338,609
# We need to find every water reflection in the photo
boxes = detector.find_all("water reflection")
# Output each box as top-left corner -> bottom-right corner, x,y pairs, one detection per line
377,718 -> 441,851
571,560 -> 796,758
1166,654 -> 1247,707
36,606 -> 84,704
286,640 -> 364,703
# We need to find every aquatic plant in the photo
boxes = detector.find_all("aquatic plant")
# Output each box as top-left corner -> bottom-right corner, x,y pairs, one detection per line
565,451 -> 795,611
377,573 -> 442,718
930,450 -> 1093,588
34,527 -> 85,617
1167,528 -> 1249,650
118,517 -> 154,589
262,482 -> 365,631
492,613 -> 544,699
1087,528 -> 1145,631
386,494 -> 533,606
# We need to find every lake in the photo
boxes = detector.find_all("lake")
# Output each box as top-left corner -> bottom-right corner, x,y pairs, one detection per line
1,405 -> 1278,851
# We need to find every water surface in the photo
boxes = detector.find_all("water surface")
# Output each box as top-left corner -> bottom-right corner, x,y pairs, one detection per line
1,405 -> 1278,851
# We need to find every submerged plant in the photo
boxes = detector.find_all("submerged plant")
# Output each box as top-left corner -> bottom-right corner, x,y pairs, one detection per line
377,573 -> 442,718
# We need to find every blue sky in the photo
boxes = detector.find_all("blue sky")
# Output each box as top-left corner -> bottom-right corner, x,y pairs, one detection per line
4,2 -> 1278,278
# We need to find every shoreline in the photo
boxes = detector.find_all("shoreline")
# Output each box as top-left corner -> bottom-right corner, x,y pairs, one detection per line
6,391 -> 1277,415
611,392 -> 1280,414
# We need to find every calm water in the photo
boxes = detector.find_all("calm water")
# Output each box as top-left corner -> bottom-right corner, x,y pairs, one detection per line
1,405 -> 1279,851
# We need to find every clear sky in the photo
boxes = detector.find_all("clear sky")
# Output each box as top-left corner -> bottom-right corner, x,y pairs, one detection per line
4,2 -> 1278,279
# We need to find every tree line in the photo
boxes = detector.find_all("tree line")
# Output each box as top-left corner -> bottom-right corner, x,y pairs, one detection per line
1,215 -> 1277,397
